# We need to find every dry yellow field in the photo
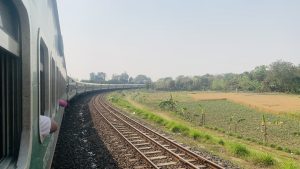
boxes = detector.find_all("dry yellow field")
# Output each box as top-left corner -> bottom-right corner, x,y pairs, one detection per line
189,92 -> 300,113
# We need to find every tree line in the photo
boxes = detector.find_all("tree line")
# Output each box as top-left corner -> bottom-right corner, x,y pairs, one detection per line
82,72 -> 152,85
153,60 -> 300,93
83,60 -> 300,93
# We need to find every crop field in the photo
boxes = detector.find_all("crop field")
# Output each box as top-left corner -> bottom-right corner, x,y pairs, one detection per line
108,90 -> 300,168
189,92 -> 300,114
127,91 -> 300,154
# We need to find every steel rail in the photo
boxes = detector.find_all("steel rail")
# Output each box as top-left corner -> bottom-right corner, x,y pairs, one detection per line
96,96 -> 201,169
100,95 -> 225,169
92,95 -> 159,169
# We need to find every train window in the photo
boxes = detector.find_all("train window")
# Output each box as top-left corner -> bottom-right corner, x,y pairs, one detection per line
0,0 -> 21,166
51,58 -> 56,117
0,0 -> 19,41
39,39 -> 49,116
56,67 -> 59,111
0,43 -> 22,165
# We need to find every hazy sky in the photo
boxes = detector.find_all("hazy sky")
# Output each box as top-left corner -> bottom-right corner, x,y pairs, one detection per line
57,0 -> 300,80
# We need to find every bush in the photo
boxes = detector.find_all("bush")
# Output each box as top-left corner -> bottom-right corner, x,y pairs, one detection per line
237,135 -> 243,139
284,147 -> 292,153
190,131 -> 203,140
251,153 -> 275,167
218,139 -> 225,145
277,146 -> 283,151
230,144 -> 250,157
204,134 -> 211,140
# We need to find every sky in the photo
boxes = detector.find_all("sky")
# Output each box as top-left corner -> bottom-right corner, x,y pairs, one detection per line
57,0 -> 300,81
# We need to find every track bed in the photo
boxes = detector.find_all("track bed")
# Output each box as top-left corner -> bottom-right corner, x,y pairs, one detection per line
52,92 -> 119,169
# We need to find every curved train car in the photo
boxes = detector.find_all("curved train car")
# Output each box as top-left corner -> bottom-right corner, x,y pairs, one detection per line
67,77 -> 145,100
0,1 -> 144,169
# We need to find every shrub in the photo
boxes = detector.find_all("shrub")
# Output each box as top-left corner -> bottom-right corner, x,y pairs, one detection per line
276,146 -> 283,151
218,139 -> 225,145
190,131 -> 203,140
230,144 -> 250,157
204,134 -> 211,140
251,153 -> 275,167
284,147 -> 292,153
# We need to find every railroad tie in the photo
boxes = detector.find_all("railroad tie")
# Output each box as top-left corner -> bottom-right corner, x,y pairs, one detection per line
129,158 -> 139,162
134,143 -> 150,146
186,158 -> 196,162
195,165 -> 207,169
143,151 -> 161,155
156,161 -> 177,167
128,136 -> 140,140
134,165 -> 147,169
131,139 -> 145,143
138,146 -> 152,150
149,156 -> 168,160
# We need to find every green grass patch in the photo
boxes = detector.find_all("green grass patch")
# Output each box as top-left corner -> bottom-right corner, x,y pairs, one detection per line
250,153 -> 275,167
280,160 -> 299,169
229,143 -> 250,157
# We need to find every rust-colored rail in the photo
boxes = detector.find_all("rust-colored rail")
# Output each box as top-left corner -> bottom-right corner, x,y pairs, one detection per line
92,94 -> 225,169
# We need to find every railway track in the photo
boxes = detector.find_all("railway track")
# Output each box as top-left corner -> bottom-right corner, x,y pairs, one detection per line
91,94 -> 225,169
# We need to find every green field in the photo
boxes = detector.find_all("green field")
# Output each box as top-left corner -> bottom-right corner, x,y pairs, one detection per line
129,91 -> 300,152
107,90 -> 300,169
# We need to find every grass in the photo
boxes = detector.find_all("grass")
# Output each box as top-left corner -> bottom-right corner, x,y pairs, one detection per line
107,90 -> 300,169
251,153 -> 275,167
229,143 -> 250,157
128,91 -> 300,154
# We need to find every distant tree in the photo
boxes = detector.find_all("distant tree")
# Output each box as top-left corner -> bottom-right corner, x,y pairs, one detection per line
223,73 -> 239,91
266,60 -> 298,92
251,65 -> 268,82
89,72 -> 106,83
120,72 -> 129,83
192,76 -> 202,90
133,75 -> 152,84
175,75 -> 193,90
95,72 -> 106,83
153,60 -> 300,93
200,74 -> 214,90
155,77 -> 176,90
211,77 -> 226,91
90,72 -> 96,82
128,77 -> 134,84
110,74 -> 121,83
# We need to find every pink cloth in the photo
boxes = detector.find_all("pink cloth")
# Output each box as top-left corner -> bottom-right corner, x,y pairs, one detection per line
59,99 -> 68,108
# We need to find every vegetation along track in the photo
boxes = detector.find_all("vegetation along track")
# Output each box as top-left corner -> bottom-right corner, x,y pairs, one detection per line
91,94 -> 225,169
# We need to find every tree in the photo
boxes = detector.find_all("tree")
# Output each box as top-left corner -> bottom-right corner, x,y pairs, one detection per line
120,72 -> 129,83
175,75 -> 193,90
212,77 -> 226,91
95,72 -> 106,83
133,75 -> 152,84
90,72 -> 96,82
251,65 -> 268,82
266,60 -> 298,92
89,72 -> 106,83
155,77 -> 176,90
